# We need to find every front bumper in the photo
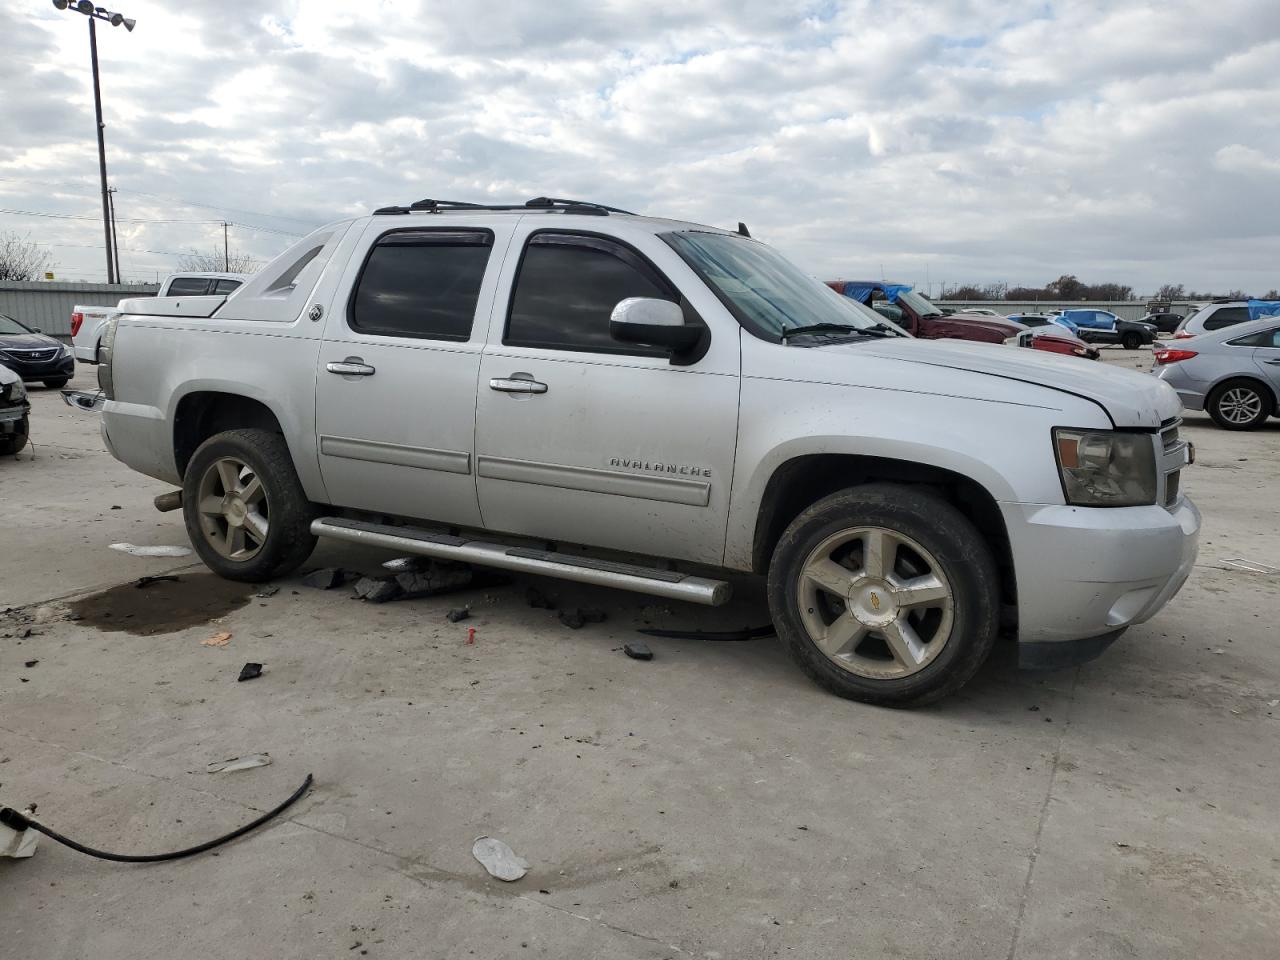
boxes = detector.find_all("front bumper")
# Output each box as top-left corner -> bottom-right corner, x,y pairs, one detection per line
1001,496 -> 1200,655
0,403 -> 29,433
0,353 -> 75,382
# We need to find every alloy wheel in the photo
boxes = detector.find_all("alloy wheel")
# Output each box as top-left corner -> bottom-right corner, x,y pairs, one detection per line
797,526 -> 955,680
1218,387 -> 1263,425
195,456 -> 270,560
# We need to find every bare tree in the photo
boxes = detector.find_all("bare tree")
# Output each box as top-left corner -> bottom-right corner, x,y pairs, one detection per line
1155,283 -> 1185,300
176,248 -> 260,273
0,232 -> 54,281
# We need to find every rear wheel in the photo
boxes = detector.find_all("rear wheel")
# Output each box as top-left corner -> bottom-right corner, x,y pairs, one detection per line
1207,379 -> 1271,430
767,484 -> 1000,707
1121,332 -> 1141,350
0,415 -> 29,456
182,428 -> 319,581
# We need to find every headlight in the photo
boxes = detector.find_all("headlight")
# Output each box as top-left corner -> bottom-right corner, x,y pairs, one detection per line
10,379 -> 27,402
1053,428 -> 1156,506
60,342 -> 73,357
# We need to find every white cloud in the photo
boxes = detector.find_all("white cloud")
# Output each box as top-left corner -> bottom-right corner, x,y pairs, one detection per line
1,0 -> 1277,292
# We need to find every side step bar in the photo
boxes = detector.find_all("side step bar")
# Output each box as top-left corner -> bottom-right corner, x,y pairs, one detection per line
311,517 -> 732,607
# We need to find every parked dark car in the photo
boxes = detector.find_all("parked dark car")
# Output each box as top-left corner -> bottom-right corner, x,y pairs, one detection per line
0,364 -> 30,455
1057,309 -> 1157,350
1140,311 -> 1184,335
0,314 -> 76,387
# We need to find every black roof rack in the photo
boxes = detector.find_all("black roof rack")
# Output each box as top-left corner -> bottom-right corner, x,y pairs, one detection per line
372,197 -> 637,217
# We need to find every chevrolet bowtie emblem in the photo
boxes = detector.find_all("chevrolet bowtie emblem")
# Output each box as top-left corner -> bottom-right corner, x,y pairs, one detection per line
870,592 -> 881,611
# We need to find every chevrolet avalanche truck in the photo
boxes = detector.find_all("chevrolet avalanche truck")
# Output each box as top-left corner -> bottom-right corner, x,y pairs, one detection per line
91,197 -> 1199,706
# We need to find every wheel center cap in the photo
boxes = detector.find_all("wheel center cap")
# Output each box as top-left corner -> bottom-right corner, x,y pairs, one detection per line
849,578 -> 898,627
222,494 -> 247,526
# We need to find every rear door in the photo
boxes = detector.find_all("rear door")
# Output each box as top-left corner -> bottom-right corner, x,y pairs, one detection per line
472,225 -> 740,565
313,220 -> 515,525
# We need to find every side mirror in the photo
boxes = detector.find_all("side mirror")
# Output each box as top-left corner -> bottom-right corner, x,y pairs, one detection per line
610,298 -> 701,352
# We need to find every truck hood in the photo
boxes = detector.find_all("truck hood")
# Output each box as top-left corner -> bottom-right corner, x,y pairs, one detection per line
843,337 -> 1181,428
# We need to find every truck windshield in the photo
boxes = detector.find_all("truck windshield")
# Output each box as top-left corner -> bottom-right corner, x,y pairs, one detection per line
895,289 -> 943,318
663,231 -> 888,339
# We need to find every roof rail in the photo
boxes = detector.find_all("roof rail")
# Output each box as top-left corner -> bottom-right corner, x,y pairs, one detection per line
372,197 -> 636,217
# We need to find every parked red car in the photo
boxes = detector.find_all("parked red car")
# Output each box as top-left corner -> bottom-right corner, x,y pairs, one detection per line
1007,326 -> 1101,360
827,281 -> 1022,343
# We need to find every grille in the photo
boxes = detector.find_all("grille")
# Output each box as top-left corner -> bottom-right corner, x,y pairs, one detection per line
4,348 -> 57,363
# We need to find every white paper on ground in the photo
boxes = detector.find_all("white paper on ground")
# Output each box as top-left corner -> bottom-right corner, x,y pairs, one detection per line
472,836 -> 528,881
110,542 -> 192,558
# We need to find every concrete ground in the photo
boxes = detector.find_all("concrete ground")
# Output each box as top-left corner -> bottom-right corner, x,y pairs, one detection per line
2,354 -> 1277,959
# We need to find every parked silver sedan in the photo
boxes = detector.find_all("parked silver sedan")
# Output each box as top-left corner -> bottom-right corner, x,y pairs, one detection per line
1154,317 -> 1280,429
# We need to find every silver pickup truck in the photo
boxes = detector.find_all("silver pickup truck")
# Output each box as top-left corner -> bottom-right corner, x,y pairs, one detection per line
92,197 -> 1199,705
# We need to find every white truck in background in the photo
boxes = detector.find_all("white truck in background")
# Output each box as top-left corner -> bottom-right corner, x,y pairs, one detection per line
71,272 -> 248,363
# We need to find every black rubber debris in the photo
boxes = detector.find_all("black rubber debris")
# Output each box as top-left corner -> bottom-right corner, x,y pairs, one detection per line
303,568 -> 348,590
623,642 -> 653,661
559,607 -> 607,630
446,607 -> 470,623
353,576 -> 403,603
134,575 -> 180,589
525,586 -> 556,610
23,659 -> 38,668
237,662 -> 263,682
255,585 -> 280,598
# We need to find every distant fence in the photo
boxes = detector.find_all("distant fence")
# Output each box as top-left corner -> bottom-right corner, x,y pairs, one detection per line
0,281 -> 159,340
934,300 -> 1204,323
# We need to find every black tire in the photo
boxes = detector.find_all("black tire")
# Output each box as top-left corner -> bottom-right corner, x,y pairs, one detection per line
0,415 -> 29,456
1121,332 -> 1141,350
43,377 -> 69,388
767,484 -> 1000,707
1207,378 -> 1272,430
182,428 -> 319,581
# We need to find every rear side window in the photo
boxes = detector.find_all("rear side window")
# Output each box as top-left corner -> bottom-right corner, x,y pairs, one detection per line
166,277 -> 211,296
1228,327 -> 1280,347
505,234 -> 673,355
349,230 -> 493,341
212,279 -> 242,295
1205,306 -> 1249,330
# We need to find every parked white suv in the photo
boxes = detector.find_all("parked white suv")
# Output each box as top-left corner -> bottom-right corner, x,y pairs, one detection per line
71,271 -> 248,363
1173,301 -> 1253,340
90,198 -> 1199,705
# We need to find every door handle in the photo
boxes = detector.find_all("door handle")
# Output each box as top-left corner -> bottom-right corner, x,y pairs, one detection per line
326,358 -> 376,377
489,377 -> 548,394
1264,359 -> 1280,365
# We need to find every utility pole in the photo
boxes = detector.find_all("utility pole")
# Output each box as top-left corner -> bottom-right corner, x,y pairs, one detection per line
88,17 -> 114,283
52,1 -> 136,283
108,186 -> 121,282
223,221 -> 229,272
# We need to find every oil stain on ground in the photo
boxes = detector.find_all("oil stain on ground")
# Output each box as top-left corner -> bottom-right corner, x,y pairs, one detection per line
69,573 -> 254,636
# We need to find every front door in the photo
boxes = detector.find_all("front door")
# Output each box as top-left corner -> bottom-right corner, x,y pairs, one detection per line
314,221 -> 514,526
473,227 -> 740,566
1250,326 -> 1280,397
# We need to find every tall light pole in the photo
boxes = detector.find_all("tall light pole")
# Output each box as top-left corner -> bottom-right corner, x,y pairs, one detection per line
52,1 -> 135,284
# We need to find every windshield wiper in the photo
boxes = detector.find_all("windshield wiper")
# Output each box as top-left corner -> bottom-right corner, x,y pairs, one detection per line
780,323 -> 874,340
864,321 -> 906,337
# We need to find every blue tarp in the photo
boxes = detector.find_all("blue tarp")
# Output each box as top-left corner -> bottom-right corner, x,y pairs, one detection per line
1247,300 -> 1280,321
833,281 -> 913,304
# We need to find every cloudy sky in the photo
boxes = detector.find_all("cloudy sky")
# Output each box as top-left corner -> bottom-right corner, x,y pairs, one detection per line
2,0 -> 1278,294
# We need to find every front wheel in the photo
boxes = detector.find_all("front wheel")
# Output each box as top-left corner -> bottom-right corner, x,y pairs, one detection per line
1121,332 -> 1141,350
1207,379 -> 1271,430
0,415 -> 29,456
767,484 -> 1000,707
182,428 -> 319,581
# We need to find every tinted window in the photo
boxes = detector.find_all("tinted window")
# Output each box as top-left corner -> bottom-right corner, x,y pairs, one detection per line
1205,306 -> 1249,330
166,277 -> 211,296
506,236 -> 671,354
350,230 -> 492,341
1228,328 -> 1280,348
212,279 -> 242,295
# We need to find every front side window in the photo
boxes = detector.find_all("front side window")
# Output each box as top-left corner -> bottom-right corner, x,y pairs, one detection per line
166,277 -> 212,296
505,235 -> 673,355
350,229 -> 493,341
663,231 -> 887,340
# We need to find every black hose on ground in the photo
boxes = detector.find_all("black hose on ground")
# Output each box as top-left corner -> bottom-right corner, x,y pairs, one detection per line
0,773 -> 312,863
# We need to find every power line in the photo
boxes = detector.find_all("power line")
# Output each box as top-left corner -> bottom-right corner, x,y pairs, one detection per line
34,239 -> 268,263
0,206 -> 304,236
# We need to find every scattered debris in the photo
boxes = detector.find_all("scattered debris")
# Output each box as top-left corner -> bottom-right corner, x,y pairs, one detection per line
472,836 -> 528,881
201,631 -> 232,647
237,662 -> 263,682
110,505 -> 122,510
303,568 -> 348,590
525,586 -> 556,610
624,642 -> 654,661
23,660 -> 37,668
109,542 -> 192,558
1220,558 -> 1280,575
135,574 -> 180,589
395,561 -> 473,598
381,556 -> 425,573
638,623 -> 773,641
558,607 -> 606,630
1211,647 -> 1226,655
467,627 -> 476,645
446,607 -> 470,623
255,585 -> 280,598
1028,705 -> 1040,712
206,753 -> 272,773
353,576 -> 404,603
